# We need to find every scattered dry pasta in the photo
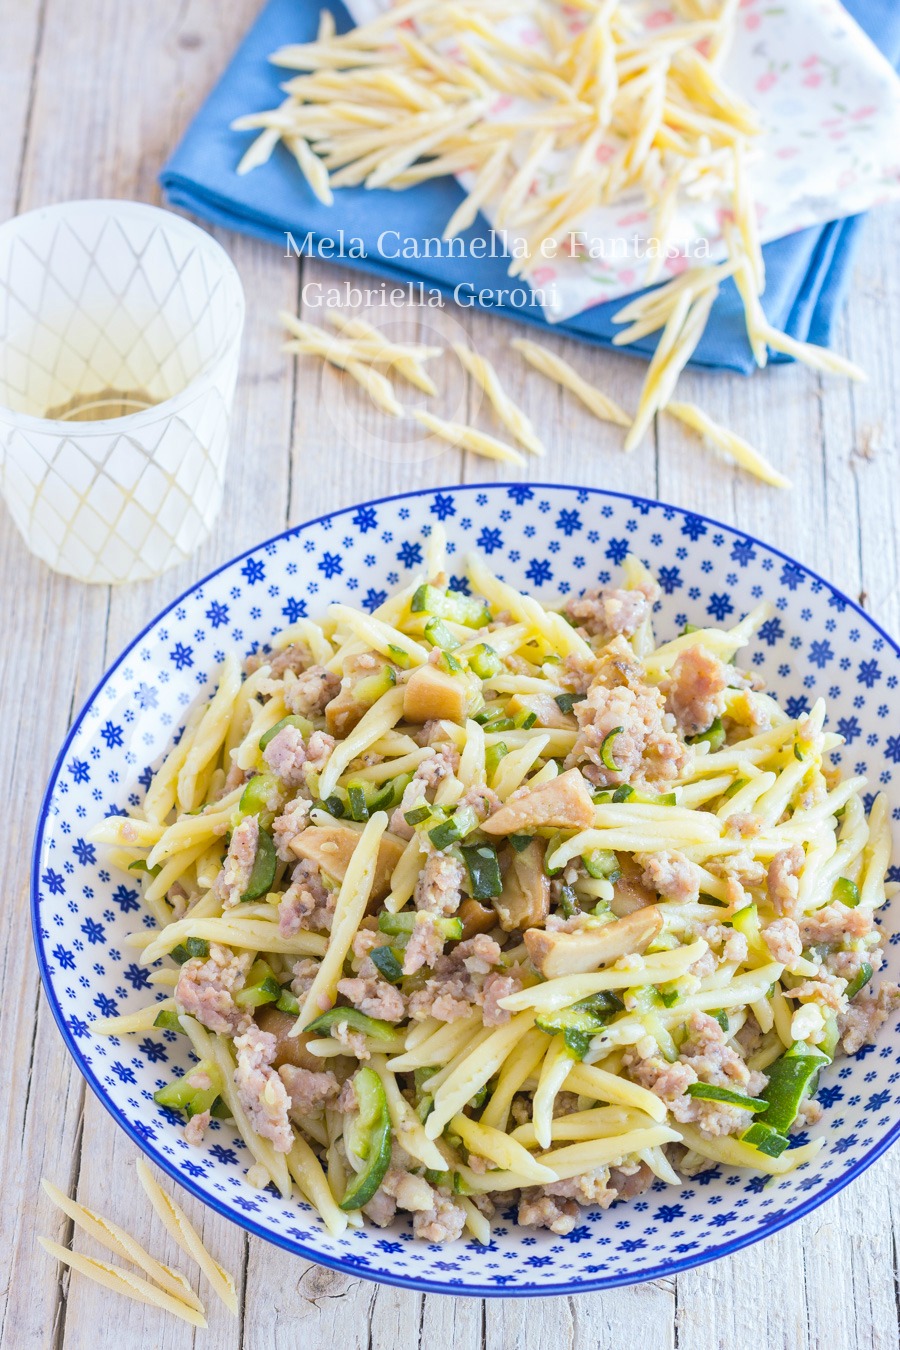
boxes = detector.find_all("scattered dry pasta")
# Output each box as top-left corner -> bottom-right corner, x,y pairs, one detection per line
511,336 -> 631,428
665,400 -> 790,488
38,1239 -> 208,1328
412,409 -> 526,464
453,342 -> 544,455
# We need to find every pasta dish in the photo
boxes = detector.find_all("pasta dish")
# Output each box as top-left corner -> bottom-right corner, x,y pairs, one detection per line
90,531 -> 898,1244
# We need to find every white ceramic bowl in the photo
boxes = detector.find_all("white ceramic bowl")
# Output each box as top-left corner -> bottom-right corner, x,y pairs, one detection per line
32,483 -> 900,1295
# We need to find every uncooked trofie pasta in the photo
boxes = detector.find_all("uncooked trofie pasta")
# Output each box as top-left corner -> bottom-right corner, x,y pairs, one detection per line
237,0 -> 864,466
90,533 -> 898,1242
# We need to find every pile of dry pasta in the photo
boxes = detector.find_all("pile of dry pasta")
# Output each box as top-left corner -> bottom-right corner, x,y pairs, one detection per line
88,529 -> 897,1243
236,0 -> 865,473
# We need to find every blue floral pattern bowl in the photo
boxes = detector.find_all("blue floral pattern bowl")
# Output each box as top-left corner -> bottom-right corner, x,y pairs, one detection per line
32,483 -> 900,1296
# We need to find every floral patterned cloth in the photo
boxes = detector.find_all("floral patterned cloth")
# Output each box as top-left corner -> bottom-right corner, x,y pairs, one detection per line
161,0 -> 900,370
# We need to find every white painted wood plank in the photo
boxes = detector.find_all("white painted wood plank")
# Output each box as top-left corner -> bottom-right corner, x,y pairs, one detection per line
0,0 -> 44,217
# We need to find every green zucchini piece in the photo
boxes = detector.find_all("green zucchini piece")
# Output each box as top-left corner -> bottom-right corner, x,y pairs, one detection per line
184,1062 -> 225,1119
600,726 -> 625,772
339,1067 -> 393,1211
687,717 -> 725,751
276,989 -> 300,1015
459,842 -> 503,900
129,859 -> 162,878
844,961 -> 874,1000
741,1121 -> 790,1157
508,833 -> 534,852
353,664 -> 397,706
436,649 -> 464,675
819,1011 -> 839,1060
424,616 -> 462,651
346,782 -> 370,822
468,644 -> 502,679
153,1008 -> 183,1033
535,992 -> 624,1043
378,912 -> 463,940
482,715 -> 516,733
387,643 -> 414,670
686,1083 -> 768,1111
153,1078 -> 197,1112
314,792 -> 346,819
366,772 -> 412,815
428,805 -> 479,850
612,784 -> 634,803
831,877 -> 860,908
259,714 -> 312,752
304,1006 -> 405,1050
756,1041 -> 830,1134
184,937 -> 209,960
468,1081 -> 491,1110
411,583 -> 490,628
557,883 -> 579,918
235,960 -> 282,1008
404,804 -> 434,826
423,1168 -> 469,1194
241,828 -> 277,901
582,848 -> 620,880
239,772 -> 281,819
153,1059 -> 223,1119
169,944 -> 192,965
544,830 -> 579,877
554,692 -> 585,716
370,945 -> 404,984
485,741 -> 509,780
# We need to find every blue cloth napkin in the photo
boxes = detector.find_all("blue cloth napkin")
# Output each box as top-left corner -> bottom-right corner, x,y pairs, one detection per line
161,0 -> 900,373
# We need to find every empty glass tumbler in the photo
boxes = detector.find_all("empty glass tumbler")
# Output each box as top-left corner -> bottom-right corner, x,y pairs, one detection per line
0,200 -> 245,583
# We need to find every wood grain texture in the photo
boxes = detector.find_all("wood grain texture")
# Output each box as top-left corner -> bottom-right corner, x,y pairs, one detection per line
1,2 -> 899,1347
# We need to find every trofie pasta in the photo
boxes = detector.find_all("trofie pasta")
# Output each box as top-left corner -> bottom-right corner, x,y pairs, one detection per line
90,531 -> 898,1242
238,0 -> 865,468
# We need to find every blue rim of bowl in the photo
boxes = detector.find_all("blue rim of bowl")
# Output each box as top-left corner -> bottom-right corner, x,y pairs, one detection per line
31,480 -> 900,1298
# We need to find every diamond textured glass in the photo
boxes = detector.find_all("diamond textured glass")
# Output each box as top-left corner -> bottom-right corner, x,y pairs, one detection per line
0,200 -> 245,583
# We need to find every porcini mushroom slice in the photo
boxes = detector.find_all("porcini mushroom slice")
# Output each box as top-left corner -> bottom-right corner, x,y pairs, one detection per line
289,825 -> 404,901
524,907 -> 664,978
481,768 -> 595,836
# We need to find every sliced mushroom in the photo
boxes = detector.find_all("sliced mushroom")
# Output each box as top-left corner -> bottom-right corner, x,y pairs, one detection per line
524,907 -> 663,978
402,663 -> 473,723
506,692 -> 574,730
493,839 -> 550,931
254,1008 -> 322,1070
610,855 -> 657,917
481,768 -> 595,836
289,825 -> 404,902
325,650 -> 384,738
458,897 -> 498,940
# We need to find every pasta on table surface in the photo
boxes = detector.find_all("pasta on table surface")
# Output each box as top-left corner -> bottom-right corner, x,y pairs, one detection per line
90,532 -> 899,1242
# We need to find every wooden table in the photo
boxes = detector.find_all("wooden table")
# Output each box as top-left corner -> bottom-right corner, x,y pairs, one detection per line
3,2 -> 900,1346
